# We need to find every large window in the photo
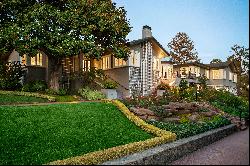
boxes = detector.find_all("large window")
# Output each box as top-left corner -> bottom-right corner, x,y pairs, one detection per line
102,56 -> 110,70
83,60 -> 91,71
212,70 -> 220,79
114,57 -> 126,68
31,53 -> 43,66
229,72 -> 233,81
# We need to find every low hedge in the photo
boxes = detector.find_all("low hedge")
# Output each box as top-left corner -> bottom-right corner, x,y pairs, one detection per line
0,90 -> 56,102
48,100 -> 176,165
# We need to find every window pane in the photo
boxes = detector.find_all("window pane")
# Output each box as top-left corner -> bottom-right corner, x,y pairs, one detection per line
31,56 -> 36,66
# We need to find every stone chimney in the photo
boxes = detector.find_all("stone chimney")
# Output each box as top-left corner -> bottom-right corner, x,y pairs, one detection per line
142,25 -> 152,39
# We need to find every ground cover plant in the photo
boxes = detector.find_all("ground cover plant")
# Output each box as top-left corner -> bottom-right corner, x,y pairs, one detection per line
0,102 -> 153,165
147,115 -> 231,140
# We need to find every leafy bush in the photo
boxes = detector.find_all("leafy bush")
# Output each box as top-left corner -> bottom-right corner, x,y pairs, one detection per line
179,79 -> 189,100
69,68 -> 105,88
0,61 -> 25,90
78,87 -> 105,100
57,88 -> 68,96
157,82 -> 170,90
149,105 -> 170,118
45,88 -> 58,95
102,80 -> 118,89
22,80 -> 47,92
45,88 -> 68,96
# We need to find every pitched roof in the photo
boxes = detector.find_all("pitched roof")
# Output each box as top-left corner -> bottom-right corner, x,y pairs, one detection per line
173,61 -> 236,72
205,61 -> 231,68
129,37 -> 170,56
173,61 -> 210,69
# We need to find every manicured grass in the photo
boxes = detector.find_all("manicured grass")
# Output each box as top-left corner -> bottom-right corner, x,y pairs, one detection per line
0,94 -> 48,105
0,102 -> 153,165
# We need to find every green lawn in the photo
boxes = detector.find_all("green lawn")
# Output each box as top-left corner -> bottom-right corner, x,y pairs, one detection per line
0,94 -> 48,105
0,102 -> 153,165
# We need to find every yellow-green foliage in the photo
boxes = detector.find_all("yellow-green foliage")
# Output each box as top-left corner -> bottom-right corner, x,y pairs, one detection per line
48,100 -> 176,165
0,90 -> 56,102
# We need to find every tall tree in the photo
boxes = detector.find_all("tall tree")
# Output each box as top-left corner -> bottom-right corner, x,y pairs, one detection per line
167,32 -> 199,64
227,44 -> 249,97
210,58 -> 222,64
0,0 -> 131,89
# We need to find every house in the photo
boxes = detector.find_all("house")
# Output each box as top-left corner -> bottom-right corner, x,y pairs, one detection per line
7,25 -> 170,97
159,60 -> 238,95
7,25 -> 237,97
206,61 -> 237,94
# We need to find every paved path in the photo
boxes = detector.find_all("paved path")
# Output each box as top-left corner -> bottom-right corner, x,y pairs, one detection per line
170,128 -> 249,165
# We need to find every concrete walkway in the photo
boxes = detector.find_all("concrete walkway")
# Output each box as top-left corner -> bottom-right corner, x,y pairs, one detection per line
170,128 -> 249,165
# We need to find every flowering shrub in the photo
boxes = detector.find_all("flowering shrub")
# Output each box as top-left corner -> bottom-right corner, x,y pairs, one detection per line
78,87 -> 105,100
102,80 -> 118,89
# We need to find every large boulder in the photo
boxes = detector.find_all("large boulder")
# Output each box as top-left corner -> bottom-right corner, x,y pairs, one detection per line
130,107 -> 145,116
138,108 -> 156,116
188,113 -> 200,122
201,111 -> 217,117
162,117 -> 181,123
147,115 -> 160,121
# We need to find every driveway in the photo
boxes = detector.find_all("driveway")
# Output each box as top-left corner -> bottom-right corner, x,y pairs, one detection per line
170,128 -> 249,165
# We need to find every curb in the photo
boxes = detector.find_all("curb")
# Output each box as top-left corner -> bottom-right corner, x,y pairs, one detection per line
101,124 -> 237,165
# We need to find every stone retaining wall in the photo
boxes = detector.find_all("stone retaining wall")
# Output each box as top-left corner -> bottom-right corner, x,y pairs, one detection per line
101,124 -> 237,165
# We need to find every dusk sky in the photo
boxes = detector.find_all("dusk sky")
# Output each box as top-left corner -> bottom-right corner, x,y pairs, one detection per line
113,0 -> 249,64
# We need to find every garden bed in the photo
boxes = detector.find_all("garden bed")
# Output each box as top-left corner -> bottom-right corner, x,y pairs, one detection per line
0,102 -> 153,165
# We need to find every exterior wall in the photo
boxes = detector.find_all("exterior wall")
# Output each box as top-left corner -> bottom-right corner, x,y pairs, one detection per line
152,49 -> 162,88
24,66 -> 46,83
8,50 -> 20,62
104,67 -> 129,89
7,49 -> 49,84
208,67 -> 237,94
104,67 -> 130,98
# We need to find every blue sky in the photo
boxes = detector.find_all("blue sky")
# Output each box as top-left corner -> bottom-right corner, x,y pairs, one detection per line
113,0 -> 249,64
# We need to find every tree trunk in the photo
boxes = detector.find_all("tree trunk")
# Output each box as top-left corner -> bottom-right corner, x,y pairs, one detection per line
48,56 -> 62,90
0,51 -> 12,63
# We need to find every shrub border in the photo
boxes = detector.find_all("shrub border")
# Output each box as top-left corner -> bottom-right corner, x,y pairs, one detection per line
47,100 -> 176,165
0,90 -> 56,102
